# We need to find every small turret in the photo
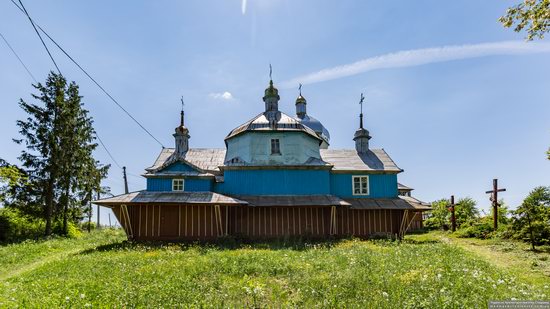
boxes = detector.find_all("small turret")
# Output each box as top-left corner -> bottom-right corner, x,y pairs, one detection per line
295,84 -> 307,119
173,101 -> 190,156
353,93 -> 371,153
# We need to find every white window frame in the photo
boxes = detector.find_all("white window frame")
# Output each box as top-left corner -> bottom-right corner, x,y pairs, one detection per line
172,179 -> 184,191
352,175 -> 369,196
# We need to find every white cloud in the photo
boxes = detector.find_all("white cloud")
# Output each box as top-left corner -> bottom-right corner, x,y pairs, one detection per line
241,0 -> 247,15
281,41 -> 550,88
209,91 -> 234,101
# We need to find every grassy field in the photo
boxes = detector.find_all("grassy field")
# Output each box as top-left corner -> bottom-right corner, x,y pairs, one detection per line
0,229 -> 548,307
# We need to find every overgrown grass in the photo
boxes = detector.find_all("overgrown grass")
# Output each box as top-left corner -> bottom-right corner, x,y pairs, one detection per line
0,230 -> 548,307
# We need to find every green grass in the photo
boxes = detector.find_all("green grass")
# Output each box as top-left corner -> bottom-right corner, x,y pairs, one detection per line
0,230 -> 548,307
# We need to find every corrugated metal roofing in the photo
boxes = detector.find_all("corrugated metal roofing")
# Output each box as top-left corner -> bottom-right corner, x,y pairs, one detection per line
225,112 -> 322,141
93,191 -> 247,206
320,149 -> 402,172
345,197 -> 432,210
234,195 -> 351,207
146,148 -> 226,174
398,195 -> 432,210
146,147 -> 401,174
398,183 -> 414,191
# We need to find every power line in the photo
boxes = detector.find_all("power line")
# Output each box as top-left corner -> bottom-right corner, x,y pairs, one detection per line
0,31 -> 38,83
10,0 -> 166,148
95,132 -> 122,169
17,0 -> 62,75
0,29 -> 127,181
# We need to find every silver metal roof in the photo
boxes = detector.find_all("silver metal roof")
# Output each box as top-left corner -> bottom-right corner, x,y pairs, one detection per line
320,149 -> 402,172
93,191 -> 247,206
295,114 -> 330,144
345,197 -> 431,210
398,183 -> 414,191
234,195 -> 350,207
146,148 -> 226,174
398,195 -> 432,210
225,112 -> 322,141
146,147 -> 401,174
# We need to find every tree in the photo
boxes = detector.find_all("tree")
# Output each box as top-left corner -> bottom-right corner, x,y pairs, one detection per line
0,159 -> 27,205
500,0 -> 550,40
424,198 -> 450,230
511,186 -> 550,250
13,72 -> 109,236
455,197 -> 479,228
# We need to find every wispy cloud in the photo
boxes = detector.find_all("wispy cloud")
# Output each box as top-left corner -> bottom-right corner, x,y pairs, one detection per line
241,0 -> 247,15
209,91 -> 235,101
281,41 -> 550,88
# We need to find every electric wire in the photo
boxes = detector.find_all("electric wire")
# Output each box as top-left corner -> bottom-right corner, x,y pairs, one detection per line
10,0 -> 166,148
0,31 -> 38,83
17,0 -> 62,75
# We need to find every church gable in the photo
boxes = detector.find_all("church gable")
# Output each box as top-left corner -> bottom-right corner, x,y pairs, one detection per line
161,161 -> 197,173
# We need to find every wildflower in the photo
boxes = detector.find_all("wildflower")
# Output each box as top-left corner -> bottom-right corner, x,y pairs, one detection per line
382,292 -> 389,298
80,294 -> 86,299
65,296 -> 70,301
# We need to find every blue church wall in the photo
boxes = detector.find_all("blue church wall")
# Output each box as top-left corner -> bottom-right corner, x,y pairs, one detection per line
147,178 -> 213,192
330,173 -> 398,198
215,169 -> 331,195
160,161 -> 196,172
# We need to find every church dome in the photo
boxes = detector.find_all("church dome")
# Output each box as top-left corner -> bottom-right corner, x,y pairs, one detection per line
297,114 -> 330,145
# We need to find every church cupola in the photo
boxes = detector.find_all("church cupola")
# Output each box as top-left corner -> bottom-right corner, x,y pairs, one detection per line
173,100 -> 190,156
353,93 -> 371,153
295,83 -> 307,119
263,80 -> 280,112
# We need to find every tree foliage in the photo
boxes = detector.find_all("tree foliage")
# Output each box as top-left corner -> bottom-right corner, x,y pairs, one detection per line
510,186 -> 550,249
500,0 -> 550,40
455,197 -> 479,228
12,72 -> 109,236
424,198 -> 450,230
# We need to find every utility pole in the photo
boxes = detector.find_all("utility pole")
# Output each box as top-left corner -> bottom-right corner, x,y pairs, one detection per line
108,213 -> 112,228
96,191 -> 101,229
449,195 -> 457,232
485,179 -> 506,230
123,166 -> 129,194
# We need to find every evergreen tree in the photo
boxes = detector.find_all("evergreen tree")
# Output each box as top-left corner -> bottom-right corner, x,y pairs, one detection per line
13,72 -> 109,235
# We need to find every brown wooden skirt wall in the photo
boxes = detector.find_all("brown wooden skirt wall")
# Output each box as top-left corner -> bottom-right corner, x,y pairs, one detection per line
111,204 -> 406,240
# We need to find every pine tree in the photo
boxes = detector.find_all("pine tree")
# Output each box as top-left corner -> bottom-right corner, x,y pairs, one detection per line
14,72 -> 109,235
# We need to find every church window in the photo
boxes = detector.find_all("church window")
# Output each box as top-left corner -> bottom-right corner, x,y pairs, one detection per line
352,176 -> 369,195
271,139 -> 281,155
172,179 -> 184,191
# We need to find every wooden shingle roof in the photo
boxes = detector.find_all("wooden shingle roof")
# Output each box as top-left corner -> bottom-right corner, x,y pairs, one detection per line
235,195 -> 350,207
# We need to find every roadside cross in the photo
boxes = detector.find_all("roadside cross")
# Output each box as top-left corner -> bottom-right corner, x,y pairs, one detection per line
485,178 -> 506,230
448,195 -> 456,232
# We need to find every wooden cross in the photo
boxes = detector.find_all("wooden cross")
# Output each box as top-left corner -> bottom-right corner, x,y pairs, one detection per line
485,178 -> 506,230
448,195 -> 457,232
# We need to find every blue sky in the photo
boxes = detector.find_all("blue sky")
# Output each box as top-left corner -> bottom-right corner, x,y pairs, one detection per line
1,0 -> 549,225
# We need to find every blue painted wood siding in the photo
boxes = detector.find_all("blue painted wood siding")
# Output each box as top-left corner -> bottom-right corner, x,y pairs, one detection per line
330,173 -> 398,198
147,178 -> 213,192
215,169 -> 331,195
161,162 -> 196,172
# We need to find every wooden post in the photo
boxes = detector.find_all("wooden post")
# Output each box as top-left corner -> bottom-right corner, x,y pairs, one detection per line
123,166 -> 129,194
485,178 -> 506,230
96,191 -> 101,229
449,195 -> 456,232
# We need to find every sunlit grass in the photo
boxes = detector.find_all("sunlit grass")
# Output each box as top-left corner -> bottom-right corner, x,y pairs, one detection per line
0,230 -> 548,307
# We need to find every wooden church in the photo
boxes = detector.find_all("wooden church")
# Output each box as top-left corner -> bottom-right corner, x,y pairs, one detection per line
94,78 -> 431,241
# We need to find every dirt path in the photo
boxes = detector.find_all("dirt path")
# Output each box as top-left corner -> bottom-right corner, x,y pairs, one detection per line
438,234 -> 550,286
0,248 -> 83,281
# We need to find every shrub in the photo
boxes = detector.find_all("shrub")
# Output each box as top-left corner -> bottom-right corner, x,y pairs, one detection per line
0,207 -> 45,242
